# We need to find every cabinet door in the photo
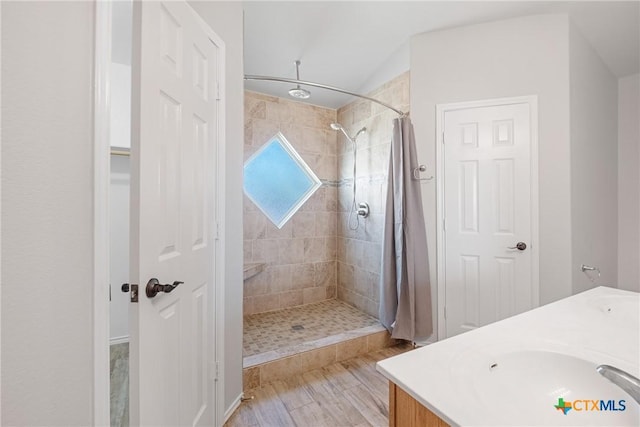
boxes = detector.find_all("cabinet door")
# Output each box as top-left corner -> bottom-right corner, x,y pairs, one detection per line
389,382 -> 449,427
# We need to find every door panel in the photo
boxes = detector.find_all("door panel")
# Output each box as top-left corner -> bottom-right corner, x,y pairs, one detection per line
444,102 -> 532,338
130,1 -> 219,425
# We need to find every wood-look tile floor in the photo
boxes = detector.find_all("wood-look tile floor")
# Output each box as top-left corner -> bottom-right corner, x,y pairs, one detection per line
226,343 -> 413,427
110,342 -> 129,427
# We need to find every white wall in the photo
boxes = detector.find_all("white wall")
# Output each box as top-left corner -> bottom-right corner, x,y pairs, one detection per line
187,1 -> 244,418
110,155 -> 130,343
411,15 -> 573,340
569,23 -> 619,294
618,74 -> 640,292
1,2 -> 95,425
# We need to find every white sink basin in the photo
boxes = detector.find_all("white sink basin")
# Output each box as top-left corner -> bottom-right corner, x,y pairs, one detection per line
455,350 -> 639,426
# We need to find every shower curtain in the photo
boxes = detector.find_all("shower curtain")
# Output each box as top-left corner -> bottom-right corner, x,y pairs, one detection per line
379,116 -> 433,342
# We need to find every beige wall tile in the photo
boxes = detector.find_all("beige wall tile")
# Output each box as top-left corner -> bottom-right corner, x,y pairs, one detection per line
291,263 -> 315,289
303,287 -> 326,305
299,346 -> 337,371
337,262 -> 355,290
280,127 -> 305,155
325,236 -> 337,260
279,290 -> 304,309
244,268 -> 271,297
292,214 -> 316,237
314,261 -> 336,288
300,186 -> 325,213
353,268 -> 370,297
243,194 -> 259,213
326,286 -> 336,299
253,294 -> 280,314
301,128 -> 325,154
316,212 -> 336,236
303,237 -> 325,263
363,242 -> 381,273
364,302 -> 378,319
337,237 -> 347,260
279,238 -> 304,265
244,211 -> 266,240
243,91 -> 341,314
251,118 -> 280,148
265,219 -> 293,239
325,187 -> 338,211
252,239 -> 279,264
245,96 -> 266,120
270,265 -> 292,293
243,239 -> 253,262
246,90 -> 279,103
243,296 -> 255,316
260,355 -> 303,383
336,336 -> 368,362
345,239 -> 363,267
243,366 -> 260,391
366,331 -> 396,352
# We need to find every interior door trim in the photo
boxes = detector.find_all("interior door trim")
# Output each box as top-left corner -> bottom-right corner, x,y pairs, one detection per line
92,1 -> 112,425
435,96 -> 540,341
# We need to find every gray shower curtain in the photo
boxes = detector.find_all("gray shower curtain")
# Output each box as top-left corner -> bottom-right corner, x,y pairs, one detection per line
379,116 -> 433,342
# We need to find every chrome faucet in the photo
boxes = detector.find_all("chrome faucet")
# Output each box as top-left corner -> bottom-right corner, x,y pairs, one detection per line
596,365 -> 640,404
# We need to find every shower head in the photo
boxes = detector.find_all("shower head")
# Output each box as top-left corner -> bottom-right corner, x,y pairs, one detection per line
288,86 -> 311,99
330,122 -> 366,142
330,122 -> 351,141
289,60 -> 311,99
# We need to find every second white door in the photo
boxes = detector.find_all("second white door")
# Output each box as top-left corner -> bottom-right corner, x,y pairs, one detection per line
129,1 -> 222,425
440,99 -> 537,338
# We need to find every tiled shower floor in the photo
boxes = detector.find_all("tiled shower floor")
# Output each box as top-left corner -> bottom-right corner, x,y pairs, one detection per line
243,299 -> 380,357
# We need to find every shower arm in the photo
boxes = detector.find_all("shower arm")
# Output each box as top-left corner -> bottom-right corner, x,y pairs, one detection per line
244,75 -> 407,117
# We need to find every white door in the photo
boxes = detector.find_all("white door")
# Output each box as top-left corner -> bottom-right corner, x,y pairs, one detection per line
440,99 -> 537,338
129,1 -> 221,425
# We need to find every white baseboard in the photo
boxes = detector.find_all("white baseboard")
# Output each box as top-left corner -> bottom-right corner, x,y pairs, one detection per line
110,336 -> 129,345
224,393 -> 243,423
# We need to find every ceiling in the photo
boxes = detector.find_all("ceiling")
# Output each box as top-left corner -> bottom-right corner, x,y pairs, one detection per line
243,1 -> 640,109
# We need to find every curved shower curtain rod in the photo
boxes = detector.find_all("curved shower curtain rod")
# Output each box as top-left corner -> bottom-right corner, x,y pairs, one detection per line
244,74 -> 407,117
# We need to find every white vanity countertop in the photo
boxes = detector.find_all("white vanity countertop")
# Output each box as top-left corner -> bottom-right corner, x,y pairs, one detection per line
376,286 -> 640,426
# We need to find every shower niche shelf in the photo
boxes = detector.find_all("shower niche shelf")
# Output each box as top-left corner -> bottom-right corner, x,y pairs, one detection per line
243,263 -> 266,281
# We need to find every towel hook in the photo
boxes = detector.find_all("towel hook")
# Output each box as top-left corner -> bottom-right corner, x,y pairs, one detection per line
413,164 -> 433,181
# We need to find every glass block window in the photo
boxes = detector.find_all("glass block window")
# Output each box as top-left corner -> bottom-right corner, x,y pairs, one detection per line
243,132 -> 321,228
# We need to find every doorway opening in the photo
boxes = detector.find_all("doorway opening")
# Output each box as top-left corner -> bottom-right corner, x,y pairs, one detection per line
240,76 -> 411,388
108,1 -> 133,426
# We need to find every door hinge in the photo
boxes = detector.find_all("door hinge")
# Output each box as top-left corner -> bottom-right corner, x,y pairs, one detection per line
214,222 -> 220,240
216,82 -> 221,101
442,131 -> 445,144
442,218 -> 447,231
444,306 -> 447,319
212,361 -> 219,382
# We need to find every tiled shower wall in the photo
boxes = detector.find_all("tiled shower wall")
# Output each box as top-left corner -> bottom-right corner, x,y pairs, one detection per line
336,72 -> 410,318
243,91 -> 338,315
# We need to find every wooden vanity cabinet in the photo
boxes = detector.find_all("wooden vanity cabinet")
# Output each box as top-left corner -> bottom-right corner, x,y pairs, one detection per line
388,382 -> 450,427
